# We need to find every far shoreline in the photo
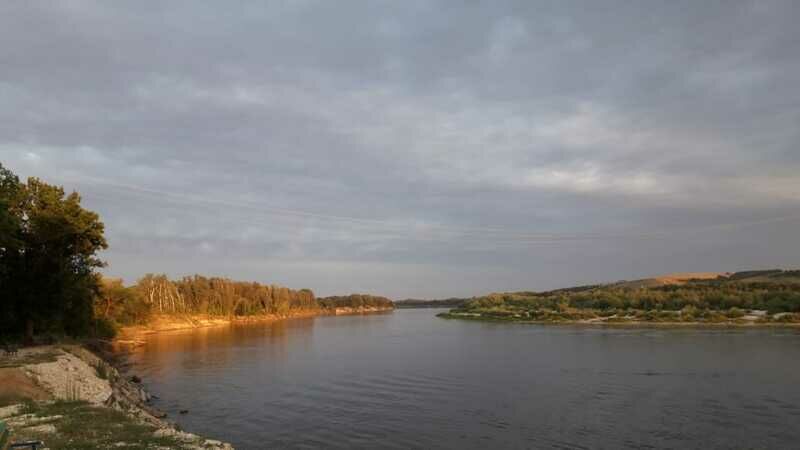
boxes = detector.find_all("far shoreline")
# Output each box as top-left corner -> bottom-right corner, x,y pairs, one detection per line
436,313 -> 800,328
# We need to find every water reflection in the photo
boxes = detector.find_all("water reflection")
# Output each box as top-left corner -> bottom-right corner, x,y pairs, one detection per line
129,317 -> 318,382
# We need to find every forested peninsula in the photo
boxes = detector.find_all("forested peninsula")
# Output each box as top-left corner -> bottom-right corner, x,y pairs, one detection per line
439,271 -> 800,325
0,163 -> 390,449
104,275 -> 394,339
0,162 -> 392,343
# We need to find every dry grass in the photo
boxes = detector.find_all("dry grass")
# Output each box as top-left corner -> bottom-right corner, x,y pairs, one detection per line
0,350 -> 60,369
653,272 -> 730,284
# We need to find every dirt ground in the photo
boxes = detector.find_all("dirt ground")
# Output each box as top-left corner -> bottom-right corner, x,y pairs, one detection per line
0,367 -> 51,403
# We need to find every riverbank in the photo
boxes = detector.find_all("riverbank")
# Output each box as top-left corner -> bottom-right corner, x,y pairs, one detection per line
116,306 -> 395,345
0,345 -> 233,449
437,310 -> 800,326
331,306 -> 396,315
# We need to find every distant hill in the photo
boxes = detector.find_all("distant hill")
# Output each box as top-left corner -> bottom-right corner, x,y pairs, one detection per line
405,270 -> 800,310
610,269 -> 800,290
723,269 -> 800,283
611,272 -> 730,289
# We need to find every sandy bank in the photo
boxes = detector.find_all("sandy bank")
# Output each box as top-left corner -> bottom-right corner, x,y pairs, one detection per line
116,307 -> 394,344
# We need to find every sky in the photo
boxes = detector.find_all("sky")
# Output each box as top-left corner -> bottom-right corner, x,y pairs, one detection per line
1,1 -> 799,299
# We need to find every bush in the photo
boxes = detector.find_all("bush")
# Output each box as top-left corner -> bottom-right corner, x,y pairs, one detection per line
94,362 -> 109,380
726,307 -> 745,318
96,279 -> 152,326
91,317 -> 117,340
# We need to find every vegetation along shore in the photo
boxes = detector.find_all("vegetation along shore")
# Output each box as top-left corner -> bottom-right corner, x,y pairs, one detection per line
439,270 -> 800,325
105,275 -> 394,344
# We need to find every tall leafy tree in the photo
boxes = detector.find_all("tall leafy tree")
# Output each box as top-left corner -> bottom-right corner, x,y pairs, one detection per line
0,164 -> 20,251
0,164 -> 22,330
0,164 -> 108,340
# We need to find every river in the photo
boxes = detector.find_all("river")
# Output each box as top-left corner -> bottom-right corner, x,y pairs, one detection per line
127,308 -> 800,449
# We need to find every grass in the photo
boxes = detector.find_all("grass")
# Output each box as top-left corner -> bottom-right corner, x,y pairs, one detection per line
13,400 -> 186,450
0,350 -> 60,369
0,393 -> 30,408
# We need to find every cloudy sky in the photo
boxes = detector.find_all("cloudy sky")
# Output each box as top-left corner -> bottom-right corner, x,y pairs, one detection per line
1,1 -> 799,298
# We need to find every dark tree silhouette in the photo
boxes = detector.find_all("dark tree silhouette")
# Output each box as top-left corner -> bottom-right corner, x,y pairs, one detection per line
0,163 -> 107,341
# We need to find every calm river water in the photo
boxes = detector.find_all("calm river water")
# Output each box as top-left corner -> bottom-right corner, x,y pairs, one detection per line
127,309 -> 800,449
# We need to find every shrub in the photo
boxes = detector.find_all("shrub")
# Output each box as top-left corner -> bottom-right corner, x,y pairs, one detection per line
726,307 -> 745,318
91,317 -> 117,340
94,362 -> 109,380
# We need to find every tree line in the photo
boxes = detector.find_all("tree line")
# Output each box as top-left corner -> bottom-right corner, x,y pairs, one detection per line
97,276 -> 392,329
462,280 -> 800,316
99,275 -> 319,326
317,294 -> 395,310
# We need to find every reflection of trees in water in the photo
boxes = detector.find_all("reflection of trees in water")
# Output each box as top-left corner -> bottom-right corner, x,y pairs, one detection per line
130,318 -> 318,378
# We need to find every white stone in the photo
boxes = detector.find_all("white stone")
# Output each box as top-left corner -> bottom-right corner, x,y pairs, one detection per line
24,424 -> 57,434
0,404 -> 24,419
23,350 -> 112,405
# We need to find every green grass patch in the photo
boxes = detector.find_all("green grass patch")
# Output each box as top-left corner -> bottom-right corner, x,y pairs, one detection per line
13,401 -> 186,450
0,393 -> 33,408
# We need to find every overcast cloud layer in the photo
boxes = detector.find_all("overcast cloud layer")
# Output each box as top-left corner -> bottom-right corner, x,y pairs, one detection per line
1,1 -> 799,298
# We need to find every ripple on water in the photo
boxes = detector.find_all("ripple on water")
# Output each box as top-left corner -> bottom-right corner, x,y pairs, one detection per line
128,311 -> 800,450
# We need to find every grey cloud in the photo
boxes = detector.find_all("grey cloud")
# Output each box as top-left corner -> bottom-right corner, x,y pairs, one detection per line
1,1 -> 799,298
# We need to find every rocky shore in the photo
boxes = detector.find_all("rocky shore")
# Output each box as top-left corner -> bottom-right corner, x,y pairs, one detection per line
0,345 -> 233,449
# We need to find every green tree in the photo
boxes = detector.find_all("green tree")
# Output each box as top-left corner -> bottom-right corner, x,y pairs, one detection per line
1,166 -> 108,341
0,164 -> 21,250
0,164 -> 23,332
97,278 -> 151,326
